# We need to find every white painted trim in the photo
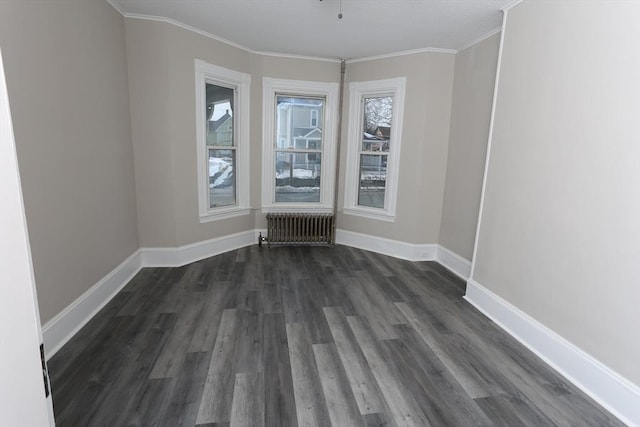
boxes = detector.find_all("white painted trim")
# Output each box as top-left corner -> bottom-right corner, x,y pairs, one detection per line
347,47 -> 456,64
116,11 -> 456,63
436,246 -> 471,280
343,78 -> 406,221
469,7 -> 509,279
1,47 -> 55,425
335,229 -> 437,261
141,230 -> 259,267
456,27 -> 502,52
41,231 -> 259,358
42,250 -> 143,359
123,13 -> 254,54
502,0 -> 525,12
105,0 -> 125,15
195,60 -> 251,221
465,280 -> 640,427
253,51 -> 341,63
261,78 -> 339,212
342,207 -> 396,222
119,13 -> 340,63
40,223 -> 640,427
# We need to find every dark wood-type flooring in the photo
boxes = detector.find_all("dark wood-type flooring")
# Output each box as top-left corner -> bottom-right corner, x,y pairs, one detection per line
49,245 -> 623,426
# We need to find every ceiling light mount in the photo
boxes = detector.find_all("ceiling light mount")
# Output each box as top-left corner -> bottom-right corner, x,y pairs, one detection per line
320,0 -> 343,20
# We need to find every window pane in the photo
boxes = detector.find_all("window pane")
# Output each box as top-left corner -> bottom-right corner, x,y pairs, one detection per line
362,96 -> 392,152
358,154 -> 386,209
276,95 -> 324,150
209,149 -> 236,208
275,151 -> 321,203
206,83 -> 234,147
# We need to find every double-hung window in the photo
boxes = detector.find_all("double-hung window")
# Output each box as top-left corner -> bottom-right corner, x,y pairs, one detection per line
344,77 -> 405,221
262,78 -> 339,213
195,60 -> 251,221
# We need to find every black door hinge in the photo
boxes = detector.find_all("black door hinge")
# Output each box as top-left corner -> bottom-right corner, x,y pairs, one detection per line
40,343 -> 50,398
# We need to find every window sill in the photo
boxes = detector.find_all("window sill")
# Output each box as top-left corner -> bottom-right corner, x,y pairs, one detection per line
199,207 -> 251,223
261,205 -> 333,214
342,207 -> 395,222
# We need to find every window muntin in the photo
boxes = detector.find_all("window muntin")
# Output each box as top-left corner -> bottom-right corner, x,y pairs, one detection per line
262,78 -> 338,213
344,78 -> 405,221
195,60 -> 250,222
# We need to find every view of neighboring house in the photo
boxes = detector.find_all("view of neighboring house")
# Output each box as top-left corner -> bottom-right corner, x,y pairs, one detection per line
275,96 -> 324,201
207,109 -> 232,146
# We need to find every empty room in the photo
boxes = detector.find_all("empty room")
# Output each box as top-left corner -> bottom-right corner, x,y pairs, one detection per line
1,0 -> 638,425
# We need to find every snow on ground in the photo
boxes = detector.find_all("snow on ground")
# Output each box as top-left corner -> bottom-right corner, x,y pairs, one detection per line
275,185 -> 319,193
276,169 -> 315,179
209,157 -> 233,188
361,171 -> 386,180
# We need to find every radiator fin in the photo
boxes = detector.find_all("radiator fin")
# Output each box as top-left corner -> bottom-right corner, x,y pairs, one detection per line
266,213 -> 334,247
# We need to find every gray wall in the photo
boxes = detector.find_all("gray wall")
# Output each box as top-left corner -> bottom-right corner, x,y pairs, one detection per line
125,19 -> 256,248
0,0 -> 139,324
125,19 -> 341,247
471,0 -> 640,384
126,20 -> 456,247
439,33 -> 500,260
338,53 -> 455,244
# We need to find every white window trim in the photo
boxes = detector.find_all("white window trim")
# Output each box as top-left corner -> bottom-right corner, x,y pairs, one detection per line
195,59 -> 251,222
262,77 -> 339,214
343,77 -> 406,222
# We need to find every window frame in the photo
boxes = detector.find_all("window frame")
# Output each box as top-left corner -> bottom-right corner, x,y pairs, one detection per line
343,77 -> 406,222
195,59 -> 251,222
262,77 -> 339,213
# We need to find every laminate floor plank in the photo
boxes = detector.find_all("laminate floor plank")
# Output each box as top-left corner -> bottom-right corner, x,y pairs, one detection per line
474,394 -> 557,427
395,301 -> 503,398
187,281 -> 235,353
385,324 -> 493,427
150,292 -> 209,379
286,322 -> 331,427
161,351 -> 211,427
312,343 -> 364,427
347,315 -> 432,427
346,277 -> 401,341
263,313 -> 297,427
50,245 -> 624,427
361,412 -> 393,426
323,306 -> 386,415
196,309 -> 242,425
229,372 -> 264,427
100,312 -> 178,427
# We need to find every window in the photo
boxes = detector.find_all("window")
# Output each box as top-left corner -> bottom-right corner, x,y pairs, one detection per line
343,77 -> 405,221
195,60 -> 250,221
262,78 -> 339,213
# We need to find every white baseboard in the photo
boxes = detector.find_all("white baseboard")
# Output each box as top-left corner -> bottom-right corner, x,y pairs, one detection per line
41,229 -> 639,427
42,230 -> 260,360
336,229 -> 437,261
465,279 -> 640,427
141,229 -> 260,267
436,246 -> 471,279
42,250 -> 142,359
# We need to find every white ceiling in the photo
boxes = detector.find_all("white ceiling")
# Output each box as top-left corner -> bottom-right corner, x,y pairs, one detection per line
109,0 -> 512,60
